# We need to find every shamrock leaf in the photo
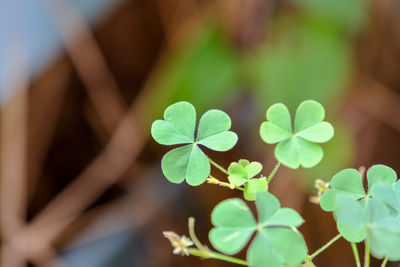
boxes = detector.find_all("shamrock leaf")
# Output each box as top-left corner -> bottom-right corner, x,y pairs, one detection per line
228,159 -> 263,186
320,165 -> 397,211
335,194 -> 400,260
259,100 -> 334,169
227,159 -> 267,201
151,101 -> 238,186
209,192 -> 307,267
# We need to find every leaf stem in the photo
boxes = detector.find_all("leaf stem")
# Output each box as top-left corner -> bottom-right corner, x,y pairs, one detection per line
208,157 -> 229,175
266,162 -> 281,183
188,217 -> 208,251
364,240 -> 370,267
350,242 -> 361,267
207,176 -> 244,191
309,233 -> 342,260
380,257 -> 388,267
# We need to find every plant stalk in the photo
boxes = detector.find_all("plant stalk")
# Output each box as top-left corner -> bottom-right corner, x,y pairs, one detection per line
266,162 -> 281,183
309,233 -> 342,260
364,240 -> 370,267
380,257 -> 388,267
208,157 -> 229,175
350,242 -> 361,267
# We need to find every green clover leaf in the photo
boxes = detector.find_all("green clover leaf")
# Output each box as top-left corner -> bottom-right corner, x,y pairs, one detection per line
259,100 -> 334,169
227,159 -> 267,201
335,194 -> 400,260
371,180 -> 400,216
151,101 -> 238,186
209,192 -> 307,267
320,165 -> 397,211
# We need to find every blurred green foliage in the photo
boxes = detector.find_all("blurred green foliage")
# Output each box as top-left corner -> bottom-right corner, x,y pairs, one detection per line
146,24 -> 240,121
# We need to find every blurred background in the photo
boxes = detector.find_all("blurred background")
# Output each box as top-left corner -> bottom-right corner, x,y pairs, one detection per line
1,0 -> 400,266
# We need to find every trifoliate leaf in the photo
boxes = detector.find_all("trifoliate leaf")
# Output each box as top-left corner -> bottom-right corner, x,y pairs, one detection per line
209,192 -> 307,267
228,159 -> 263,186
260,100 -> 333,169
334,194 -> 400,260
320,165 -> 397,211
152,101 -> 238,185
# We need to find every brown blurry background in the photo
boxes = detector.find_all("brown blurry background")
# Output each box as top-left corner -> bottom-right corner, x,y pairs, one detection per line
1,0 -> 400,266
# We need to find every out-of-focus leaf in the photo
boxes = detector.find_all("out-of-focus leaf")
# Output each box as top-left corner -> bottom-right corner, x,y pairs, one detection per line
144,24 -> 240,127
294,0 -> 367,31
249,21 -> 351,112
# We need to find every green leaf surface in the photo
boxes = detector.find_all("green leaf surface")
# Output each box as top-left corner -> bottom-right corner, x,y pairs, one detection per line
161,144 -> 210,186
266,103 -> 292,133
296,122 -> 334,143
369,216 -> 400,260
320,169 -> 365,211
210,192 -> 307,266
196,109 -> 238,151
334,194 -> 367,242
367,165 -> 397,192
264,208 -> 304,227
371,181 -> 400,213
151,101 -> 196,145
255,192 -> 281,224
244,179 -> 268,201
210,198 -> 257,254
228,160 -> 263,186
260,100 -> 333,169
334,192 -> 400,260
294,100 -> 325,132
248,228 -> 307,267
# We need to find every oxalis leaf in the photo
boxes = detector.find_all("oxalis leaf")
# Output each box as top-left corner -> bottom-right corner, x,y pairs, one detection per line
371,180 -> 400,216
259,100 -> 334,169
334,194 -> 400,260
227,159 -> 267,201
320,165 -> 397,211
151,101 -> 238,186
209,192 -> 307,267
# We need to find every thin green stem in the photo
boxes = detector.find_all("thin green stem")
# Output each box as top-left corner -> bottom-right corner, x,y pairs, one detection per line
188,218 -> 208,251
309,233 -> 342,260
187,217 -> 248,265
350,242 -> 361,267
187,248 -> 248,265
364,240 -> 370,267
208,157 -> 229,175
266,162 -> 281,183
380,257 -> 388,267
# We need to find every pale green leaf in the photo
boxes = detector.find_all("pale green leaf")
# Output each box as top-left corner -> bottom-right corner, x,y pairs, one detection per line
266,103 -> 292,132
244,179 -> 268,201
294,100 -> 325,132
255,192 -> 281,225
197,131 -> 238,151
151,101 -> 196,145
263,208 -> 304,227
367,165 -> 397,192
260,122 -> 292,144
296,122 -> 334,143
161,144 -> 210,186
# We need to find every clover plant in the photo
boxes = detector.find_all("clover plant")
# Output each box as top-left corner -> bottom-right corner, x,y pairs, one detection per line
151,100 -> 400,267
